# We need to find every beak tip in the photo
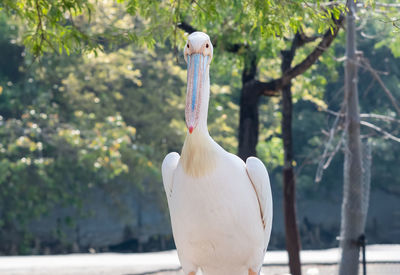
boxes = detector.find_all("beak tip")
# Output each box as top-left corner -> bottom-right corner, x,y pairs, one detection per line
189,126 -> 194,134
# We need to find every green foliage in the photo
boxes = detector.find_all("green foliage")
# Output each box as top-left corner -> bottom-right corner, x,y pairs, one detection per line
375,24 -> 400,58
1,0 -> 95,55
0,0 -> 155,56
0,0 -> 348,56
0,6 -> 242,251
361,1 -> 400,57
0,13 -> 167,252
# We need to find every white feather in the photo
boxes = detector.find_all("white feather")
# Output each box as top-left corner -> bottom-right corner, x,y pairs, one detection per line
246,156 -> 273,249
162,152 -> 180,199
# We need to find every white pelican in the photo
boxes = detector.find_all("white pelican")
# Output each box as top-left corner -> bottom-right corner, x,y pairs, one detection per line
162,32 -> 273,275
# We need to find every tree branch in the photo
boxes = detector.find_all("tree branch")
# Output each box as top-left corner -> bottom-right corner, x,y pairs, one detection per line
283,16 -> 344,83
250,80 -> 280,96
258,15 -> 345,96
360,57 -> 400,116
360,121 -> 400,143
315,104 -> 346,183
177,22 -> 197,34
360,113 -> 400,123
322,108 -> 400,126
296,32 -> 321,48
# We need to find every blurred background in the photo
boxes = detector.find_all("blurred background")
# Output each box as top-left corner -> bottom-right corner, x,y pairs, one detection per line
0,1 -> 399,273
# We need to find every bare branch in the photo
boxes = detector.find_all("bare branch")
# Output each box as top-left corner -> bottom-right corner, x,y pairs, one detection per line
313,108 -> 400,181
362,78 -> 376,99
380,17 -> 400,30
360,121 -> 400,143
358,57 -> 389,75
321,109 -> 400,124
373,2 -> 400,8
315,104 -> 346,183
321,108 -> 345,117
360,57 -> 400,116
360,113 -> 400,123
360,31 -> 378,39
323,129 -> 346,170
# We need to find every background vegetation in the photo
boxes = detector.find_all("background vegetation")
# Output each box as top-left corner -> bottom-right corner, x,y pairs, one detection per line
0,0 -> 399,255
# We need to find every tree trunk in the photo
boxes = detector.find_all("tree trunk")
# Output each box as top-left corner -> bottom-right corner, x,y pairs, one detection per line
238,51 -> 260,160
282,85 -> 301,275
281,40 -> 302,275
338,1 -> 364,274
361,141 -> 371,229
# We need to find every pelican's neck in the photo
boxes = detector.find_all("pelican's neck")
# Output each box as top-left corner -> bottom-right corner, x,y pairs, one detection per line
181,124 -> 217,178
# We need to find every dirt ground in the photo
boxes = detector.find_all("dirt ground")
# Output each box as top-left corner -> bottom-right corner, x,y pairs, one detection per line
145,263 -> 400,275
1,262 -> 399,275
1,245 -> 399,275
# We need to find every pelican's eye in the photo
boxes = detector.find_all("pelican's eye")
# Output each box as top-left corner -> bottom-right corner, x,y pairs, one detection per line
187,44 -> 190,48
206,44 -> 209,48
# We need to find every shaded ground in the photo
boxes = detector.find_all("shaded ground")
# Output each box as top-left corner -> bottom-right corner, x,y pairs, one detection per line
0,245 -> 398,275
148,263 -> 400,275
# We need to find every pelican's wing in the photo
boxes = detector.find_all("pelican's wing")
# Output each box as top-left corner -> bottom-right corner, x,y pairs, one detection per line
161,152 -> 180,199
246,156 -> 273,248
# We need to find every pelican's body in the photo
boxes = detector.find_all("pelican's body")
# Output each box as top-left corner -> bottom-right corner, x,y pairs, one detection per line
162,32 -> 272,275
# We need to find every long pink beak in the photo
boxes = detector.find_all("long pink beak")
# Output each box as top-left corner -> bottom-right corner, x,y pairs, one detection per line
185,53 -> 208,134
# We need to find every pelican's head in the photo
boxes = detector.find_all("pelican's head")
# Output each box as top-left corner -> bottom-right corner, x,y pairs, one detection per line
184,32 -> 213,134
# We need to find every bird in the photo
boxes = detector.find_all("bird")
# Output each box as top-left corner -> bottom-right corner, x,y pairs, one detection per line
162,32 -> 273,275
